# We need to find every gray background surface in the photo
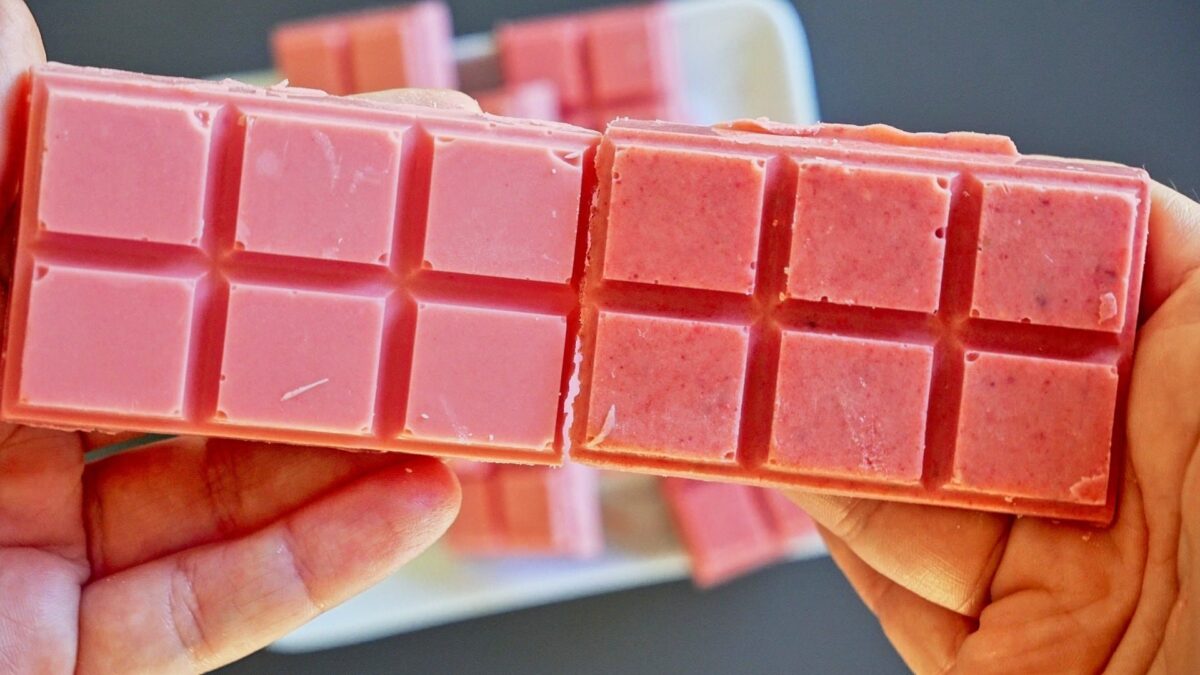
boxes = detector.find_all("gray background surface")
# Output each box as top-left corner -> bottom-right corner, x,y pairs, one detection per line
22,1 -> 1200,673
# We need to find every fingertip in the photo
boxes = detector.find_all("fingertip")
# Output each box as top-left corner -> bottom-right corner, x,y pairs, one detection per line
352,87 -> 482,112
288,454 -> 461,574
1143,180 -> 1200,314
386,454 -> 462,531
0,0 -> 46,208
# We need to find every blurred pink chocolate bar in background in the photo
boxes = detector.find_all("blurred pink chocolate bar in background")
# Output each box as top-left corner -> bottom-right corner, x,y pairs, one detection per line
449,462 -> 604,558
662,478 -> 814,587
496,3 -> 683,128
473,80 -> 562,120
272,1 -> 457,95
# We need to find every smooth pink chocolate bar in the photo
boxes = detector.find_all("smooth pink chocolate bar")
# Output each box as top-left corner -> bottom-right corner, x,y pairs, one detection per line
447,462 -> 603,558
4,63 -> 597,464
571,120 -> 1149,523
662,478 -> 814,587
272,1 -> 457,95
496,3 -> 682,129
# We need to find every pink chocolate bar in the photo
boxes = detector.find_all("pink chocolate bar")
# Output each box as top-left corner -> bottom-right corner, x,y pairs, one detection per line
3,64 -> 1150,522
4,63 -> 597,464
447,462 -> 603,558
571,120 -> 1149,523
271,1 -> 457,95
662,478 -> 814,587
496,3 -> 682,129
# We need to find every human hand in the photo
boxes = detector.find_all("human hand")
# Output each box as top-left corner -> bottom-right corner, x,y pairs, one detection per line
788,182 -> 1200,673
0,2 -> 465,672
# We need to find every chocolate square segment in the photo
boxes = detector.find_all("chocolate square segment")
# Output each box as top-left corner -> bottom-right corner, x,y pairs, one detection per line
424,134 -> 586,283
603,145 -> 765,294
405,301 -> 567,451
20,264 -> 200,419
217,283 -> 386,434
768,331 -> 933,484
237,113 -> 403,265
787,163 -> 952,313
584,311 -> 750,464
970,180 -> 1137,331
39,91 -> 216,247
952,351 -> 1118,504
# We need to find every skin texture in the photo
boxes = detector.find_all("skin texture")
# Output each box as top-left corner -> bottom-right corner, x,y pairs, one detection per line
790,183 -> 1200,674
0,2 -> 466,672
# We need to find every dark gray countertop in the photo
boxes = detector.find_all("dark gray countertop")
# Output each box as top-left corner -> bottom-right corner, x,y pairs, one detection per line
23,1 -> 1199,672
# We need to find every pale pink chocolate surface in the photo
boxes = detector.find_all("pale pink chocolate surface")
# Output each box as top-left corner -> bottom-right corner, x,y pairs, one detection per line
4,63 -> 597,464
572,120 -> 1149,523
271,1 -> 456,95
447,462 -> 604,558
496,3 -> 682,130
662,478 -> 814,587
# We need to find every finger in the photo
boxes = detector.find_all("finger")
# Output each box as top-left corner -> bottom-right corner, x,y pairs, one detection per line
1108,268 -> 1200,671
353,88 -> 482,112
787,491 -> 1010,615
955,468 -> 1146,674
0,422 -> 89,672
1175,454 -> 1200,669
83,437 -> 420,577
0,547 -> 85,673
77,457 -> 458,674
1163,491 -> 1200,671
1142,182 -> 1200,315
819,526 -> 974,674
1128,270 -> 1200,523
0,0 -> 45,209
0,424 -> 86,556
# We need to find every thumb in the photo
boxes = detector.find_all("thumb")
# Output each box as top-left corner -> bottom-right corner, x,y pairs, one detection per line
1116,185 -> 1200,671
0,0 -> 45,211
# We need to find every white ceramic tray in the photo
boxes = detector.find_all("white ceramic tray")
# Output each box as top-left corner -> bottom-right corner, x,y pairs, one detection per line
219,0 -> 824,652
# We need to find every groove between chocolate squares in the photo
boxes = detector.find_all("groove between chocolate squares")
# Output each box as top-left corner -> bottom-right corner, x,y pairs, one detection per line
186,103 -> 243,425
372,125 -> 432,441
734,154 -> 796,472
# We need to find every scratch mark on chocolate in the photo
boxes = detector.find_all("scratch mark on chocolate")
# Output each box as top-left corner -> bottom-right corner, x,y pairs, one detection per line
281,378 -> 329,402
440,396 -> 470,441
312,129 -> 339,183
589,406 -> 618,447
